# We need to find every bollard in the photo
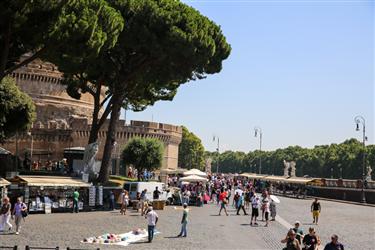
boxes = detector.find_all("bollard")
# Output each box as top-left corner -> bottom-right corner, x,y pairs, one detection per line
13,246 -> 18,250
67,248 -> 70,250
25,246 -> 30,250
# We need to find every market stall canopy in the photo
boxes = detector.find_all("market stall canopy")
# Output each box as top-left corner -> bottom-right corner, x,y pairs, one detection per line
265,176 -> 289,182
160,168 -> 187,174
285,177 -> 315,184
239,173 -> 267,180
11,176 -> 92,187
0,147 -> 11,155
0,178 -> 10,186
183,169 -> 207,177
180,175 -> 207,182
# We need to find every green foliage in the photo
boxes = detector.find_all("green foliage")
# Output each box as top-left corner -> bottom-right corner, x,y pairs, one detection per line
178,126 -> 205,170
122,137 -> 164,180
0,0 -> 124,79
210,139 -> 374,180
0,77 -> 35,141
59,0 -> 231,183
61,0 -> 231,110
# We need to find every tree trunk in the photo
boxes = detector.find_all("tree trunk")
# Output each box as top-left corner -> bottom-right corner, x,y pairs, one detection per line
87,83 -> 102,144
96,93 -> 122,184
0,19 -> 11,81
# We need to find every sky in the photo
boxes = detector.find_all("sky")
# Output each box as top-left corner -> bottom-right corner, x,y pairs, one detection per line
126,0 -> 374,153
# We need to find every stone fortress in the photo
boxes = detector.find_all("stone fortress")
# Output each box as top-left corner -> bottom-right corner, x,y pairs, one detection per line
3,55 -> 182,171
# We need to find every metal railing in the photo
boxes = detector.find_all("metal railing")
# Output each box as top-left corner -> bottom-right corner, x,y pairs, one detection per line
0,247 -> 99,250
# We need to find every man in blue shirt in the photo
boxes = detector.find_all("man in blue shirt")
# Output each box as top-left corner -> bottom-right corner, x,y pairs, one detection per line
236,193 -> 248,215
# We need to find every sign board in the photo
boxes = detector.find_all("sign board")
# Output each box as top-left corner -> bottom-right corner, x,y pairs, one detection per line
97,186 -> 103,206
45,203 -> 52,214
82,174 -> 89,183
89,186 -> 96,206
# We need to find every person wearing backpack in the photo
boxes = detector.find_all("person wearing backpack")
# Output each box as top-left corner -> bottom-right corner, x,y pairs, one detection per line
12,197 -> 27,235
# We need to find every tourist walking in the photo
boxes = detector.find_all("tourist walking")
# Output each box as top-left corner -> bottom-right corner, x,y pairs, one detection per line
177,203 -> 189,237
120,190 -> 129,215
323,234 -> 344,250
218,189 -> 228,216
233,192 -> 240,208
311,198 -> 321,225
270,198 -> 277,221
72,189 -> 79,213
244,189 -> 250,209
263,197 -> 270,227
140,189 -> 147,216
0,196 -> 12,232
11,197 -> 27,235
145,207 -> 158,243
250,196 -> 260,226
281,229 -> 301,250
292,221 -> 304,244
109,190 -> 115,211
236,193 -> 248,215
303,227 -> 320,250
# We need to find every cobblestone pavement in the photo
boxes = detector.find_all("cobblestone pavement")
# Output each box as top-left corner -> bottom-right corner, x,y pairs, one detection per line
1,196 -> 374,250
276,196 -> 375,250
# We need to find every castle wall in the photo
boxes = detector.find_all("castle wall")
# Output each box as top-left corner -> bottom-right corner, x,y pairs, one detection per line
3,55 -> 182,171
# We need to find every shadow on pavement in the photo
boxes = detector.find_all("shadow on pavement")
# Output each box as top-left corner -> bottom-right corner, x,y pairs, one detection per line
164,236 -> 181,239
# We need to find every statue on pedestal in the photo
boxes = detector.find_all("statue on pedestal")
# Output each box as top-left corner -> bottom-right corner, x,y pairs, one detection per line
366,165 -> 373,181
283,160 -> 297,177
83,142 -> 99,180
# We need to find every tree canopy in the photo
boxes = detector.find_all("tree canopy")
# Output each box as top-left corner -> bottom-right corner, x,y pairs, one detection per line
122,137 -> 164,181
0,0 -> 124,80
178,126 -> 205,170
208,139 -> 374,180
0,77 -> 35,142
58,0 -> 231,183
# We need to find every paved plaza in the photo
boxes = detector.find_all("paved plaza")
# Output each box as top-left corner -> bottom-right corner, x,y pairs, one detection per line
1,196 -> 374,250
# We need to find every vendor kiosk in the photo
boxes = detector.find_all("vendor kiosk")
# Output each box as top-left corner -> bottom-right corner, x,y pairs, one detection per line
9,175 -> 91,213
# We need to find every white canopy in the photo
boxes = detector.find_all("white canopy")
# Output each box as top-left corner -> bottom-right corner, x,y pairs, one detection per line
183,169 -> 207,177
180,175 -> 207,182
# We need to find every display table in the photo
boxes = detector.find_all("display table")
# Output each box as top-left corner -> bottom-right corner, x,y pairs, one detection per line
152,200 -> 165,210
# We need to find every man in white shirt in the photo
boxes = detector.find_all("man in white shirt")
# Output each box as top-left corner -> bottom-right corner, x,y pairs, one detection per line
145,207 -> 158,243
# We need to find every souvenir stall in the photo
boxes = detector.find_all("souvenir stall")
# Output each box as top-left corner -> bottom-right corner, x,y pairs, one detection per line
179,175 -> 208,206
9,175 -> 91,213
0,178 -> 10,201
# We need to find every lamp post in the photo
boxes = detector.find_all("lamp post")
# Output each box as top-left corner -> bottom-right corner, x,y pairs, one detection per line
254,127 -> 262,174
340,167 -> 343,179
331,167 -> 333,179
354,115 -> 367,203
213,136 -> 220,174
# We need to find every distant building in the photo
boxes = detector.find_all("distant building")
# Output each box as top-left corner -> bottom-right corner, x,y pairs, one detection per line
2,55 -> 182,173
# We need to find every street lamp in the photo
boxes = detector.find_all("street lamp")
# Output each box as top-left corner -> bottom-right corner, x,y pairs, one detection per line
213,136 -> 220,174
254,126 -> 262,174
331,167 -> 333,179
354,115 -> 367,203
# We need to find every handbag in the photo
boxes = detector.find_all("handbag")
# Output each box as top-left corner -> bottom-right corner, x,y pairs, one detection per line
21,210 -> 28,218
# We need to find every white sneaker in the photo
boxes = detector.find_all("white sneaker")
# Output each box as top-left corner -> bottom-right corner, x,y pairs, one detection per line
15,232 -> 19,235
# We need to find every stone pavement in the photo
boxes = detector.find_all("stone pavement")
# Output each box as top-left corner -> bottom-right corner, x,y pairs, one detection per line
1,196 -> 374,249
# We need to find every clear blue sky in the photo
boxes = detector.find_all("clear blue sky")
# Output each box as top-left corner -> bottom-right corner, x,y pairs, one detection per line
126,0 -> 374,152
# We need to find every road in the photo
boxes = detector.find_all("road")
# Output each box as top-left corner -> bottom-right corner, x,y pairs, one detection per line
2,196 -> 374,249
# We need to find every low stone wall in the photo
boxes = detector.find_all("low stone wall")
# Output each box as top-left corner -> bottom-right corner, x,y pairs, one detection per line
309,186 -> 375,204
